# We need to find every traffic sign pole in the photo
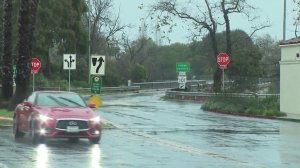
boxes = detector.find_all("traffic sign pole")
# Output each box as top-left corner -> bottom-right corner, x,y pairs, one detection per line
91,76 -> 102,94
33,74 -> 35,92
63,54 -> 76,91
69,69 -> 71,91
217,53 -> 230,92
222,69 -> 225,92
31,58 -> 42,91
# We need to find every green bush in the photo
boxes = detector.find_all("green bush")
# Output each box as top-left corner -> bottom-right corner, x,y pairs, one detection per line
202,95 -> 283,117
34,73 -> 49,88
0,109 -> 13,118
72,81 -> 89,88
59,80 -> 69,91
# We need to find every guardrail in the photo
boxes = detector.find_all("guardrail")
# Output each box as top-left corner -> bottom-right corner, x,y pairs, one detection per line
132,80 -> 206,90
73,86 -> 141,93
165,90 -> 280,101
35,86 -> 141,94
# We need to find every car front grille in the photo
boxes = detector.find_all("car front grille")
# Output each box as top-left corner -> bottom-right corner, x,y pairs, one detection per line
56,119 -> 88,130
56,132 -> 88,136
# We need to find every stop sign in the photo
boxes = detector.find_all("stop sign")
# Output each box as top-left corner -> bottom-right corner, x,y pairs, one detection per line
217,53 -> 230,69
31,58 -> 41,74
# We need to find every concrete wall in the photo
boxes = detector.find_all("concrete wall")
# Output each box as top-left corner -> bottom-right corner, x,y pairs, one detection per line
280,44 -> 300,115
281,44 -> 300,61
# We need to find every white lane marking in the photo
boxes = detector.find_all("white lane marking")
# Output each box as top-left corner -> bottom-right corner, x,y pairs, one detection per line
118,129 -> 268,168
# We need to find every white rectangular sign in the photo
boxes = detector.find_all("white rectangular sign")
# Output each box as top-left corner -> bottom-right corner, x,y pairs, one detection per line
91,55 -> 105,75
178,72 -> 186,76
179,83 -> 186,89
178,75 -> 187,84
63,54 -> 76,70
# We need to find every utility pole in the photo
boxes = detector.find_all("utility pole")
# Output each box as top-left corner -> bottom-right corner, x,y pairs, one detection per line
88,0 -> 91,84
283,0 -> 287,40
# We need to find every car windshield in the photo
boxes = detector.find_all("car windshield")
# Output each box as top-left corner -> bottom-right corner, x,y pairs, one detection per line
36,92 -> 86,107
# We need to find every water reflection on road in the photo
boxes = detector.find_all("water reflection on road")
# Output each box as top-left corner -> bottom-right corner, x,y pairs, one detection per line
36,144 -> 49,168
0,91 -> 299,168
34,142 -> 102,168
98,91 -> 300,168
90,144 -> 101,168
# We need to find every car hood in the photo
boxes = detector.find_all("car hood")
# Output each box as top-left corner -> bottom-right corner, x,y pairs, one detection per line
35,106 -> 96,120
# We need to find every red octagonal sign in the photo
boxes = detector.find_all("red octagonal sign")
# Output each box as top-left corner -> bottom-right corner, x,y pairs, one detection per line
217,53 -> 230,69
31,58 -> 41,74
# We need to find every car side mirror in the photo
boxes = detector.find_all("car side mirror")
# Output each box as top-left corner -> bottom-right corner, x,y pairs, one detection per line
88,103 -> 96,108
23,101 -> 33,107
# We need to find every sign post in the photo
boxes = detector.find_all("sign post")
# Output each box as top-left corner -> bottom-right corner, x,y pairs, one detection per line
90,55 -> 105,76
31,58 -> 42,91
90,55 -> 105,94
91,76 -> 102,94
63,54 -> 76,91
176,62 -> 190,72
217,53 -> 230,92
176,62 -> 190,90
12,64 -> 16,86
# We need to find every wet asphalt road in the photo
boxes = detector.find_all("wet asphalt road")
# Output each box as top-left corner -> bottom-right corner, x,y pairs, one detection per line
0,91 -> 300,168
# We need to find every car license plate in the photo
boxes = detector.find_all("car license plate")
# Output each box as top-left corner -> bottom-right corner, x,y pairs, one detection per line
67,126 -> 79,133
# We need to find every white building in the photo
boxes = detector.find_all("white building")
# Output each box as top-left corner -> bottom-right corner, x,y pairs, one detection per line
280,37 -> 300,117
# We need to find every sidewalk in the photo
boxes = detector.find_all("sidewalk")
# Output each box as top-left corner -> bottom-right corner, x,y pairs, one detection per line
277,113 -> 300,122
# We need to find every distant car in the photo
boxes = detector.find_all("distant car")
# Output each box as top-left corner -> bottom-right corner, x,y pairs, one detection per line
13,91 -> 101,144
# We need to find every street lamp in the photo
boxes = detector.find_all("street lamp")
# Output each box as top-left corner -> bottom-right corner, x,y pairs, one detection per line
88,0 -> 91,84
283,0 -> 287,40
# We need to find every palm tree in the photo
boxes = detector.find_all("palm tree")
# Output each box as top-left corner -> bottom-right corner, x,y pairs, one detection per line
10,0 -> 39,109
2,0 -> 13,101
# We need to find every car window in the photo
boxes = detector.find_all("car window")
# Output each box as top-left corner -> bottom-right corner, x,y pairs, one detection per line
27,93 -> 36,104
36,92 -> 87,107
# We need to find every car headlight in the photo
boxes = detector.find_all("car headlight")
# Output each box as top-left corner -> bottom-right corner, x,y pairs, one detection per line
39,115 -> 53,122
90,116 -> 101,123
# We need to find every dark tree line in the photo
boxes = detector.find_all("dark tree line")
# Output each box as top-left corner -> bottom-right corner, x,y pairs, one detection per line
0,0 -> 40,109
0,0 -> 280,109
2,0 -> 13,100
150,0 -> 269,92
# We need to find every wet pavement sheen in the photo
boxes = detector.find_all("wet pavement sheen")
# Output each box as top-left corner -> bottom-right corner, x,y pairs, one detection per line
0,91 -> 299,168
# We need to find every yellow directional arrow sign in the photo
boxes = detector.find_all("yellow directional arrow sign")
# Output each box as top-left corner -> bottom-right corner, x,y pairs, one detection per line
87,95 -> 103,109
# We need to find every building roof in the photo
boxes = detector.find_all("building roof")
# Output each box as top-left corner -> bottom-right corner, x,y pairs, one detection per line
280,36 -> 300,45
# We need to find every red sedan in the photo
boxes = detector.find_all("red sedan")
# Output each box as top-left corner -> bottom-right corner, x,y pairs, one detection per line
13,91 -> 101,144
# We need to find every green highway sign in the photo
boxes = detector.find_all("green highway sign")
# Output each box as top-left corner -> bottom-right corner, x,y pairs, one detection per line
13,64 -> 16,76
176,62 -> 190,72
91,76 -> 102,94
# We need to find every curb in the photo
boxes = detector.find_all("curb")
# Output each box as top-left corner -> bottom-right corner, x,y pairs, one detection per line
203,109 -> 300,123
0,125 -> 12,128
0,117 -> 13,128
276,117 -> 300,123
0,117 -> 12,128
0,117 -> 13,121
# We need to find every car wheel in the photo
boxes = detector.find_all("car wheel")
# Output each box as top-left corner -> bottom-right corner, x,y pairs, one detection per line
13,117 -> 25,139
89,137 -> 100,144
31,120 -> 45,144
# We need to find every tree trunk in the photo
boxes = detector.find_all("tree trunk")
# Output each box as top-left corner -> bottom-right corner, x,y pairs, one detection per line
9,0 -> 39,109
213,68 -> 222,92
2,0 -> 13,101
221,1 -> 232,55
209,30 -> 222,92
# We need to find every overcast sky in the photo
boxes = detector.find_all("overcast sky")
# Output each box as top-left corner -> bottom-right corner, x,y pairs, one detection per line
114,0 -> 295,44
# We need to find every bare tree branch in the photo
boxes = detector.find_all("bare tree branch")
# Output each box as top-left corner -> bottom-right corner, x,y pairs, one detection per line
250,25 -> 271,38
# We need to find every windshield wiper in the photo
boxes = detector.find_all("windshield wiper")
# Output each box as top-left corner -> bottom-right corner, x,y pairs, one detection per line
57,97 -> 85,107
47,96 -> 69,106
